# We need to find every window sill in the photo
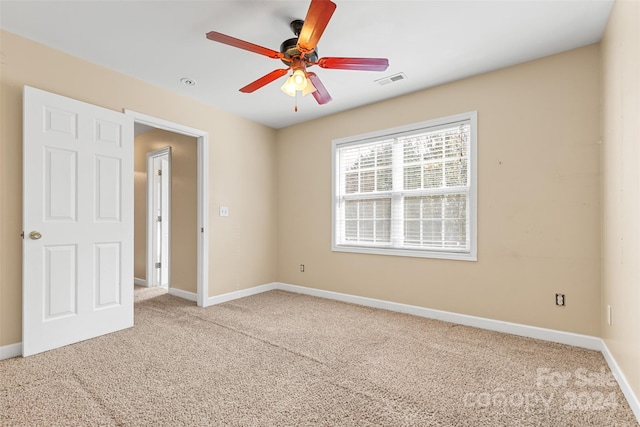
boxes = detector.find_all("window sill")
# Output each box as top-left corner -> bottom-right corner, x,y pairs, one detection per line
332,244 -> 477,261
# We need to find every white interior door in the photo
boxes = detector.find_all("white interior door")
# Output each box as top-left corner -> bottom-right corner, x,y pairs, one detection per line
23,86 -> 134,356
159,157 -> 170,287
146,147 -> 171,288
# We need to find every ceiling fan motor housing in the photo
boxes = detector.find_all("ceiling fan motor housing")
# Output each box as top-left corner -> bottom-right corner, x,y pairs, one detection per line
280,20 -> 318,65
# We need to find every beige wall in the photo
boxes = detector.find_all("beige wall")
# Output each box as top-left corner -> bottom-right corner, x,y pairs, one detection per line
601,0 -> 640,400
276,45 -> 602,336
134,129 -> 198,293
0,30 -> 278,347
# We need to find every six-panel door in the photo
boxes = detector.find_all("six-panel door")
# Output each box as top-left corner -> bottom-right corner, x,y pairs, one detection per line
23,86 -> 134,356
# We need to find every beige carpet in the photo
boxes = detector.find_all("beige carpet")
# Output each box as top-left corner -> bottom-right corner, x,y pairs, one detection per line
133,284 -> 168,303
1,289 -> 637,426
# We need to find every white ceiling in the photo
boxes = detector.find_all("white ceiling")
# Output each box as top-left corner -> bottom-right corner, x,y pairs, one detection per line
0,0 -> 613,129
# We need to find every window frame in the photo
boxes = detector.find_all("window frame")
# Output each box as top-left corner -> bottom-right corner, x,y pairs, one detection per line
331,111 -> 478,261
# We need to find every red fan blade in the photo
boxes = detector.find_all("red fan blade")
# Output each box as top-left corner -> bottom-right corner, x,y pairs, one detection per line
239,69 -> 289,93
306,72 -> 332,105
297,0 -> 337,53
318,57 -> 389,71
206,31 -> 283,59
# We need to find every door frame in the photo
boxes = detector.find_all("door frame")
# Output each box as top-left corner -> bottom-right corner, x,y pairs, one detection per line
125,110 -> 209,307
146,146 -> 171,289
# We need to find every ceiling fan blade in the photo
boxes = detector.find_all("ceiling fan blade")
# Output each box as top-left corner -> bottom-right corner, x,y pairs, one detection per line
297,0 -> 337,53
306,72 -> 332,105
239,69 -> 289,93
318,57 -> 389,71
206,31 -> 283,59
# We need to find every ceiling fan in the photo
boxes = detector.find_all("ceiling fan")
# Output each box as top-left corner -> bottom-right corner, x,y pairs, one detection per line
205,0 -> 389,108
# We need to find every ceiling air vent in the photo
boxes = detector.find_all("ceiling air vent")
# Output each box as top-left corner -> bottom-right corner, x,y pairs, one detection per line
374,72 -> 407,86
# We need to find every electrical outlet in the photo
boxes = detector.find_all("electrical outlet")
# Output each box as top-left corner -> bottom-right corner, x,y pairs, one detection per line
300,264 -> 305,272
607,305 -> 612,326
219,206 -> 229,217
555,293 -> 565,306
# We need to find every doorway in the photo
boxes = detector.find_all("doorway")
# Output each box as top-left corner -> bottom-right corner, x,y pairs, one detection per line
126,110 -> 209,307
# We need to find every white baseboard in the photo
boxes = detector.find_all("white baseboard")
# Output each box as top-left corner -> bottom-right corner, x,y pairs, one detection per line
274,282 -> 602,350
168,287 -> 197,302
134,277 -> 148,286
0,342 -> 22,360
204,282 -> 277,307
600,340 -> 640,421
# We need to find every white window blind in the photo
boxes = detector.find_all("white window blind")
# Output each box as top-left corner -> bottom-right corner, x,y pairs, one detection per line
332,112 -> 477,260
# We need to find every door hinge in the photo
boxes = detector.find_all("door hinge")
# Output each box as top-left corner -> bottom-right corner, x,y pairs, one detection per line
155,262 -> 161,268
156,169 -> 162,176
157,216 -> 162,222
21,231 -> 24,239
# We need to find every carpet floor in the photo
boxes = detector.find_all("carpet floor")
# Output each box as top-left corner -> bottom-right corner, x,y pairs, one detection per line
1,288 -> 637,426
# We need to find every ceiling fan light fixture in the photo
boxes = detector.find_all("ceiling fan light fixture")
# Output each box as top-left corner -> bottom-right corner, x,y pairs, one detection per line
291,69 -> 307,90
281,75 -> 297,96
302,78 -> 317,96
281,69 -> 316,97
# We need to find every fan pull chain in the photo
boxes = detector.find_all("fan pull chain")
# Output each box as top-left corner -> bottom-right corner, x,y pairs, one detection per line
295,91 -> 299,112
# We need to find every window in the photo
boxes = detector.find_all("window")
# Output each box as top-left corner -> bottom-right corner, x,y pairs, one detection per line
332,112 -> 477,260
